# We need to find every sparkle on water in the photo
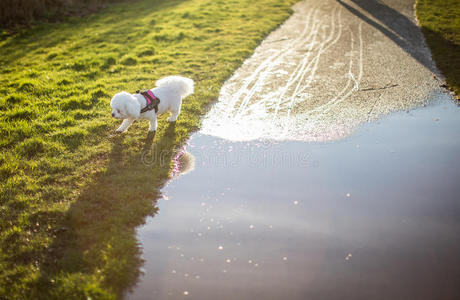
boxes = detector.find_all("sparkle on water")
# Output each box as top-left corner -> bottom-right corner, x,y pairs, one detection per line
129,96 -> 460,300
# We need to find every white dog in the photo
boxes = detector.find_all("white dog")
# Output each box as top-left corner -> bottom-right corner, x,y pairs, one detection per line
110,76 -> 194,132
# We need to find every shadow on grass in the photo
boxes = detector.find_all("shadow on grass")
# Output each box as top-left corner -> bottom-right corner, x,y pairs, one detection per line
419,26 -> 460,98
33,123 -> 180,298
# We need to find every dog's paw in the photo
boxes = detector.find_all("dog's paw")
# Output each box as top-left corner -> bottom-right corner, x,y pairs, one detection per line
167,117 -> 177,123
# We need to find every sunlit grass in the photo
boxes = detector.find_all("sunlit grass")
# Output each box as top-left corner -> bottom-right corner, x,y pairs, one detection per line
0,0 -> 296,298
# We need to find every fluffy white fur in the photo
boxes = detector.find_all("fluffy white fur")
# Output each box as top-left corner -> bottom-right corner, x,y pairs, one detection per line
110,76 -> 194,132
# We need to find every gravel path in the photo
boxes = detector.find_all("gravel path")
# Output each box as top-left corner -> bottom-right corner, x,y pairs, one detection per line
201,0 -> 447,141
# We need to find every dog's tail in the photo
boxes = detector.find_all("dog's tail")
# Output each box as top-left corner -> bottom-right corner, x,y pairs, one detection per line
156,76 -> 194,98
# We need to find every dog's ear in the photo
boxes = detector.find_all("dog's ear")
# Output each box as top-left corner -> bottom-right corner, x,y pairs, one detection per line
125,95 -> 140,119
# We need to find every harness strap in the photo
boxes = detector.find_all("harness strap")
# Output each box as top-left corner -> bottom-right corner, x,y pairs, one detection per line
137,90 -> 160,113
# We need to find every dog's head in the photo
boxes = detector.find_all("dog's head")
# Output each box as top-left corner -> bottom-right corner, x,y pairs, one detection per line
110,92 -> 140,119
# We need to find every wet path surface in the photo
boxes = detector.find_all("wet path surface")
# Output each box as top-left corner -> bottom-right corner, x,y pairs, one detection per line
201,0 -> 443,141
128,93 -> 460,300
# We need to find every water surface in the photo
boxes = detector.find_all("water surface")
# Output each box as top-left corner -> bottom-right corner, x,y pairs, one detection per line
128,94 -> 460,300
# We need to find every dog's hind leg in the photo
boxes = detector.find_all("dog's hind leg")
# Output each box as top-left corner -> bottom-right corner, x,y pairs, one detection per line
167,106 -> 181,123
116,118 -> 134,132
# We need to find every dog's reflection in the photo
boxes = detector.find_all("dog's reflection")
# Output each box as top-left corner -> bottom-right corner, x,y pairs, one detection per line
171,147 -> 195,177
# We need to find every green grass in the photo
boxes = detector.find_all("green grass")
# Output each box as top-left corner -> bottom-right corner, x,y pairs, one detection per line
416,0 -> 460,99
0,0 -> 296,298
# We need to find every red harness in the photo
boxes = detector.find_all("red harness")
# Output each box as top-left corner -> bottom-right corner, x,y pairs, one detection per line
137,90 -> 160,113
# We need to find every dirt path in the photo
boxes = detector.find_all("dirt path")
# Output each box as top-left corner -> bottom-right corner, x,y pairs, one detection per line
201,0 -> 446,141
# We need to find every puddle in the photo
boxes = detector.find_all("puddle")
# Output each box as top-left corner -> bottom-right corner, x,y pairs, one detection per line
125,1 -> 458,297
127,92 -> 460,300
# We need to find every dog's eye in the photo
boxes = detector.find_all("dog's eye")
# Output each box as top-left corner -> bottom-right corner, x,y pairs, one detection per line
117,109 -> 120,113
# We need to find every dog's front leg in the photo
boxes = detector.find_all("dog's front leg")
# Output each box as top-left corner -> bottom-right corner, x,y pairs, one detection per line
148,114 -> 158,132
116,118 -> 134,132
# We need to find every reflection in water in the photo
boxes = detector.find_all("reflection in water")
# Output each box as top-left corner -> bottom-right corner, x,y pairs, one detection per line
128,94 -> 460,300
171,147 -> 195,178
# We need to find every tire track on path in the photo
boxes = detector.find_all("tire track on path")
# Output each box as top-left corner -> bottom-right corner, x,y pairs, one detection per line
233,9 -> 320,119
224,8 -> 318,119
201,0 -> 444,141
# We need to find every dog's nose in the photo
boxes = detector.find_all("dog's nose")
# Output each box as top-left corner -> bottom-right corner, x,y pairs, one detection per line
111,112 -> 115,117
